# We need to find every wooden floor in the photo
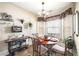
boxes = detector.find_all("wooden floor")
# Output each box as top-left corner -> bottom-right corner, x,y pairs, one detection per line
15,41 -> 65,56
0,41 -> 65,56
15,45 -> 64,56
0,41 -> 77,56
15,40 -> 66,56
16,45 -> 33,56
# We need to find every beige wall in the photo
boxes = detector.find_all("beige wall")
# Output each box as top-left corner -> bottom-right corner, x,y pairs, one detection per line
0,2 -> 37,41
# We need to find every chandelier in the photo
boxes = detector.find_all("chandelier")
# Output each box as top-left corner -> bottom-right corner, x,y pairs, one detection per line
38,2 -> 48,21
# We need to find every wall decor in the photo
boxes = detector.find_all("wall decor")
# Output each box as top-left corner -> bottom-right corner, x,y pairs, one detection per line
20,19 -> 24,24
11,26 -> 22,32
28,22 -> 32,28
0,12 -> 13,21
24,22 -> 32,29
24,23 -> 28,29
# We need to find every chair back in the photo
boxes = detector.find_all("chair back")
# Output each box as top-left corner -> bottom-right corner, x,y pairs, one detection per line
32,38 -> 41,56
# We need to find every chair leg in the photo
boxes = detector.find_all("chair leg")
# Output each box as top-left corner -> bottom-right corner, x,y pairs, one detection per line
39,45 -> 41,56
33,45 -> 34,56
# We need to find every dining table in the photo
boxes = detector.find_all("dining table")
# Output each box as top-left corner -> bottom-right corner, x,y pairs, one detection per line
39,37 -> 59,56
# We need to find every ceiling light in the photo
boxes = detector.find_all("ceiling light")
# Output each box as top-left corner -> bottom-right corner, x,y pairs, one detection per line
38,2 -> 49,21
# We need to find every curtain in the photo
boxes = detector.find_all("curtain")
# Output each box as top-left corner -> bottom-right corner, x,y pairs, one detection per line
63,15 -> 73,39
37,21 -> 46,36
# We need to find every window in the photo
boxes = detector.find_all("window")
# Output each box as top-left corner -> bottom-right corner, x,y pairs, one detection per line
46,19 -> 62,38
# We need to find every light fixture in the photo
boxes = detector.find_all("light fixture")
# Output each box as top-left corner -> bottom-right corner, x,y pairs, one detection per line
38,2 -> 48,21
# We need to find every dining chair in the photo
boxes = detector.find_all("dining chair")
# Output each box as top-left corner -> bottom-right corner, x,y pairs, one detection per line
32,37 -> 48,56
32,38 -> 41,56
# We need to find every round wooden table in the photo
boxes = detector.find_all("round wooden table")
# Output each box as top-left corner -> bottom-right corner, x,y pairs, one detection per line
40,40 -> 58,56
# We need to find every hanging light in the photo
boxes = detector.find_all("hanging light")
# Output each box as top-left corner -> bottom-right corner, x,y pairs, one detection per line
38,2 -> 48,21
41,2 -> 45,20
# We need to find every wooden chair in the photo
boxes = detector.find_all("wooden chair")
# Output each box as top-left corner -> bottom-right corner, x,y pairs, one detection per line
32,38 -> 41,56
32,37 -> 48,56
51,36 -> 74,56
51,41 -> 73,56
51,44 -> 65,56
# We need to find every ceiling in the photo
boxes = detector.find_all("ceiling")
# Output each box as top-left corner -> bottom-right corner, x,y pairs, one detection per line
12,1 -> 72,16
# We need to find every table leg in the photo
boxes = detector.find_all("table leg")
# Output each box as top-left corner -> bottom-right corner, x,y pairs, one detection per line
47,45 -> 53,56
